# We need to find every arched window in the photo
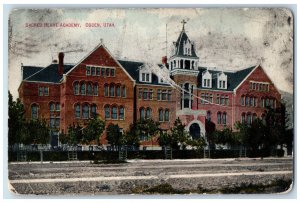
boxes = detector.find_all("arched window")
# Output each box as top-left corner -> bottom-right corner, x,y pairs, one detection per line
241,95 -> 245,106
74,82 -> 79,95
80,83 -> 86,95
87,83 -> 93,95
112,106 -> 118,119
217,112 -> 221,124
75,104 -> 81,118
206,111 -> 211,122
140,108 -> 145,120
119,106 -> 125,120
270,99 -> 274,108
93,84 -> 98,96
250,97 -> 253,106
146,107 -> 151,119
222,112 -> 227,124
245,96 -> 249,106
82,104 -> 89,119
50,102 -> 55,112
165,109 -> 170,121
116,85 -> 121,97
110,84 -> 115,97
261,97 -> 265,107
104,84 -> 109,96
241,113 -> 246,123
266,98 -> 270,107
104,105 -> 110,119
55,103 -> 60,111
91,104 -> 97,118
159,109 -> 163,121
122,86 -> 126,97
31,104 -> 38,119
247,113 -> 252,125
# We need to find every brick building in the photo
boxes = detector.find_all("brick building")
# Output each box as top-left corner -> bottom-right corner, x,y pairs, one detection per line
18,23 -> 282,147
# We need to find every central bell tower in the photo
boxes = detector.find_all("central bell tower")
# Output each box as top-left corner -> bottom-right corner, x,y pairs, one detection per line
168,20 -> 199,110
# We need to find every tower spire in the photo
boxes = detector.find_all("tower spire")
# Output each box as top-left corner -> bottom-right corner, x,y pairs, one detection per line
181,19 -> 187,31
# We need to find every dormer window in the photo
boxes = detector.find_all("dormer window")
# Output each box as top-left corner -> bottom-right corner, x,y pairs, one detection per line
202,70 -> 212,88
139,67 -> 152,83
183,40 -> 192,56
217,72 -> 227,89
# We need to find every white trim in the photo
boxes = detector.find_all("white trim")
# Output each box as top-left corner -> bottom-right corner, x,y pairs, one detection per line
233,65 -> 259,94
186,120 -> 206,138
196,88 -> 233,93
136,83 -> 174,88
23,80 -> 60,85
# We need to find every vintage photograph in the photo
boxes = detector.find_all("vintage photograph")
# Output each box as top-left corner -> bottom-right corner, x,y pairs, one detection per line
8,8 -> 294,195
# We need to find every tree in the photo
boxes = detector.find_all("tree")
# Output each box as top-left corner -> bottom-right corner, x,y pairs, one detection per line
8,91 -> 25,148
106,123 -> 123,150
166,118 -> 190,150
124,123 -> 141,148
136,119 -> 160,145
22,119 -> 50,145
82,116 -> 105,145
63,123 -> 83,146
187,137 -> 207,152
212,127 -> 239,148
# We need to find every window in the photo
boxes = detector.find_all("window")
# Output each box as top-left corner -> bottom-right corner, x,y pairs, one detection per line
101,68 -> 105,76
91,67 -> 96,76
119,106 -> 124,120
165,109 -> 170,121
201,93 -> 205,104
55,118 -> 60,128
247,113 -> 252,125
167,90 -> 171,101
207,111 -> 211,122
105,105 -> 110,119
50,117 -> 55,128
75,104 -> 80,118
80,83 -> 86,95
106,68 -> 110,77
146,108 -> 151,119
241,113 -> 246,123
222,112 -> 227,124
138,88 -> 142,99
140,72 -> 151,82
91,104 -> 97,118
82,104 -> 89,119
110,84 -> 115,97
122,86 -> 126,97
44,87 -> 49,96
225,96 -> 229,106
241,96 -> 245,106
110,69 -> 115,77
140,108 -> 145,120
217,112 -> 221,124
74,82 -> 79,95
87,83 -> 92,95
159,109 -> 163,121
93,84 -> 98,96
31,104 -> 38,119
116,85 -> 121,97
96,67 -> 101,76
245,96 -> 249,106
221,95 -> 225,105
143,89 -> 148,100
261,98 -> 265,107
86,66 -> 91,75
38,87 -> 43,96
216,94 -> 220,104
104,84 -> 109,96
56,103 -> 60,111
162,90 -> 167,100
50,103 -> 55,112
157,89 -> 161,100
149,89 -> 153,100
253,113 -> 257,121
112,106 -> 118,119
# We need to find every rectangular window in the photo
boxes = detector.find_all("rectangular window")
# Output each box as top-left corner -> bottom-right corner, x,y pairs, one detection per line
44,87 -> 49,96
50,118 -> 55,128
105,107 -> 110,119
122,86 -> 126,98
223,81 -> 226,88
112,107 -> 117,119
157,89 -> 161,100
101,68 -> 105,76
146,73 -> 150,81
38,87 -> 43,96
106,68 -> 110,77
162,90 -> 167,100
142,73 -> 145,81
149,89 -> 153,100
216,94 -> 220,104
56,103 -> 60,111
86,66 -> 91,75
138,88 -> 142,99
110,69 -> 115,77
207,79 -> 210,87
225,96 -> 229,106
219,81 -> 222,88
221,96 -> 225,105
96,67 -> 101,76
55,118 -> 60,128
210,94 -> 213,103
143,89 -> 148,100
91,66 -> 96,75
204,79 -> 207,87
119,108 -> 124,120
167,90 -> 171,101
201,93 -> 205,104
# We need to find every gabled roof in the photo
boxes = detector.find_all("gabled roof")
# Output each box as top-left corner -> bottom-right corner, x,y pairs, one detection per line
23,64 -> 74,83
173,30 -> 198,58
198,66 -> 256,91
118,60 -> 171,86
22,66 -> 44,80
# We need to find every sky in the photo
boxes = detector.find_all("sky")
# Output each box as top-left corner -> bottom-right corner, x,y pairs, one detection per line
8,8 -> 294,98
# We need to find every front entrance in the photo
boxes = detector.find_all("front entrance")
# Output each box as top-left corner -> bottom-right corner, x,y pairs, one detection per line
189,123 -> 201,140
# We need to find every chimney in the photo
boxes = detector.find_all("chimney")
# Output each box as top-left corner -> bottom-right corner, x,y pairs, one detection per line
58,52 -> 64,76
162,56 -> 167,65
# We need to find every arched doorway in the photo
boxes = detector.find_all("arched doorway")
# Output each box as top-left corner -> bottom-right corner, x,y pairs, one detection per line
189,123 -> 201,140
